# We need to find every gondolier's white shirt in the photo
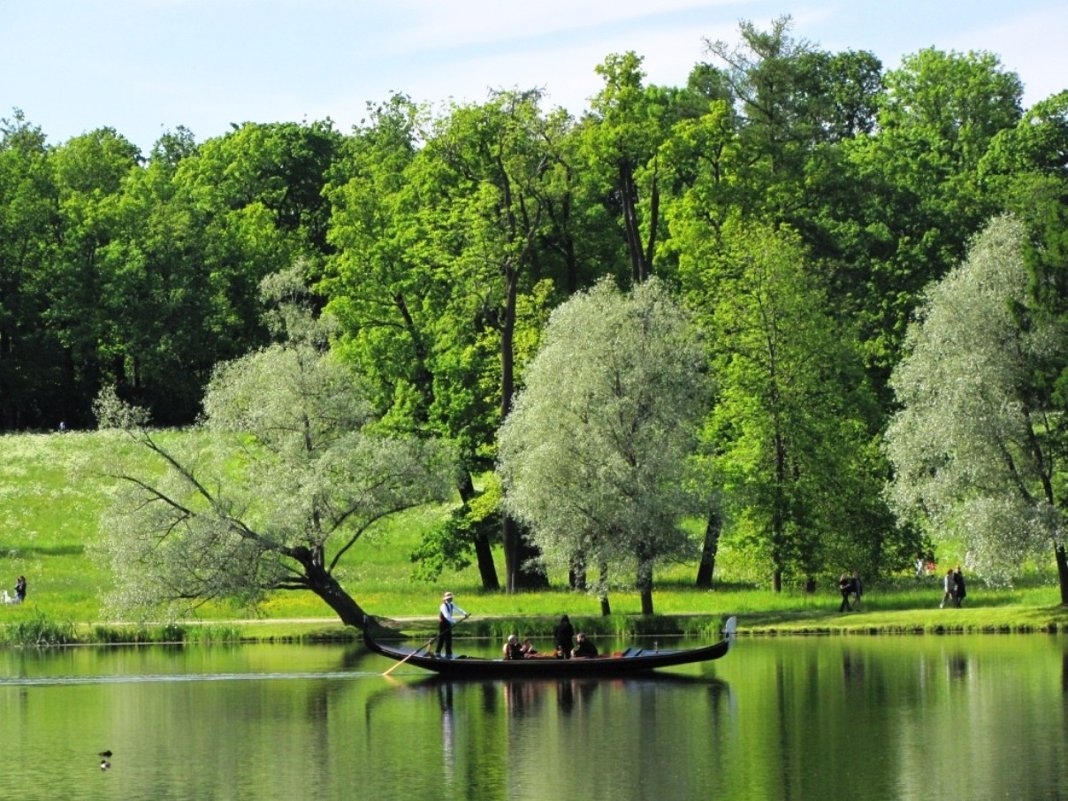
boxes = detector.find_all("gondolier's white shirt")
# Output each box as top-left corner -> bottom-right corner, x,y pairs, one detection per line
439,601 -> 467,625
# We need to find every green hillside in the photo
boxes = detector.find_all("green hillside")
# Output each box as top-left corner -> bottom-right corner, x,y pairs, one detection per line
2,431 -> 1066,644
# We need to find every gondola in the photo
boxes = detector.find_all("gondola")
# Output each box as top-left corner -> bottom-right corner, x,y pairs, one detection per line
362,616 -> 737,677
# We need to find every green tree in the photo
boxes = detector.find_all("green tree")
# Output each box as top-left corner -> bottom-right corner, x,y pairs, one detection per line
834,48 -> 1023,394
0,110 -> 61,429
979,91 -> 1068,310
498,277 -> 709,614
326,91 -> 589,592
97,127 -> 228,422
94,269 -> 456,627
703,17 -> 882,211
690,221 -> 887,590
884,215 -> 1068,604
583,52 -> 677,283
46,128 -> 142,423
323,94 -> 506,589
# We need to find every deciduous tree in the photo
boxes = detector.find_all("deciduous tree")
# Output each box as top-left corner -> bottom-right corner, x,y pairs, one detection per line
885,215 -> 1068,604
94,269 -> 456,627
690,221 -> 888,590
498,277 -> 708,614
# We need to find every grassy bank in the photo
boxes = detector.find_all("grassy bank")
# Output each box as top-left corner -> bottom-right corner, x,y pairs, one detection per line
2,431 -> 1067,645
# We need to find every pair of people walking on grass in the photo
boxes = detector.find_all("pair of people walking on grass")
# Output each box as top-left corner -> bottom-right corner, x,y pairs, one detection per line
838,571 -> 862,612
940,566 -> 967,608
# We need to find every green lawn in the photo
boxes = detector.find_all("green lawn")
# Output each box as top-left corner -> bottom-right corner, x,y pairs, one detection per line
2,430 -> 1066,643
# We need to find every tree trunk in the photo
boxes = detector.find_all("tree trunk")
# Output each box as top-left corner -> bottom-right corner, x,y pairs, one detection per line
639,587 -> 654,615
618,160 -> 648,283
302,561 -> 376,631
569,555 -> 587,591
695,508 -> 721,588
458,471 -> 499,591
474,536 -> 500,592
498,266 -> 546,592
636,549 -> 654,615
501,514 -> 548,592
1056,542 -> 1068,606
502,513 -> 519,593
598,563 -> 611,616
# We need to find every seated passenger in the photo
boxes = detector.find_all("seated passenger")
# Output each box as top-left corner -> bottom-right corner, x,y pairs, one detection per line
502,634 -> 524,660
520,638 -> 537,655
572,632 -> 598,658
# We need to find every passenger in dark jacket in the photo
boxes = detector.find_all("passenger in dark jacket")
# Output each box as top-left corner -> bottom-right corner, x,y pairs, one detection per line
572,632 -> 598,658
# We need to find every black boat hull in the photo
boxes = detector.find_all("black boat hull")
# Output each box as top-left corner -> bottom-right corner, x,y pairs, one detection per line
363,617 -> 736,677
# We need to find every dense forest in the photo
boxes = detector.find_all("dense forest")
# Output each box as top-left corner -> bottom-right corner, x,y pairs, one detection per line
4,19 -> 1068,603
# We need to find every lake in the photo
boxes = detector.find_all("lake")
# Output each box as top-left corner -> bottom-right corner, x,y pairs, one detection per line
1,633 -> 1065,801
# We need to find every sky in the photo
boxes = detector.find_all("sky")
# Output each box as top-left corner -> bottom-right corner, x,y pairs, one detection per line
2,0 -> 1065,154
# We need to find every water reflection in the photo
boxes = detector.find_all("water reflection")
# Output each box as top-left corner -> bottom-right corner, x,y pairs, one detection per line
373,673 -> 733,801
3,637 -> 1068,801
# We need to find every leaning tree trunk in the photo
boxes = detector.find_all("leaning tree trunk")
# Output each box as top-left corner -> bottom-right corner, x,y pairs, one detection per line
295,550 -> 389,633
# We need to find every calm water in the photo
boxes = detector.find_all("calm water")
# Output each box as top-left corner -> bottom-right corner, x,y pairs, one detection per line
0,634 -> 1065,801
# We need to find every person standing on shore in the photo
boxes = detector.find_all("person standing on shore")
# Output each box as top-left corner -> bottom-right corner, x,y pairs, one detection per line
434,591 -> 468,658
940,569 -> 956,608
953,566 -> 967,608
838,574 -> 853,612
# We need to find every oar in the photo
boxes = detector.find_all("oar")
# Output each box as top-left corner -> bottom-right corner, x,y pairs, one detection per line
381,633 -> 438,677
381,615 -> 470,677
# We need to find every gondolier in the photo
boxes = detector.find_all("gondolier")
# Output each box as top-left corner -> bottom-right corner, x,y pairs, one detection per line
434,591 -> 468,658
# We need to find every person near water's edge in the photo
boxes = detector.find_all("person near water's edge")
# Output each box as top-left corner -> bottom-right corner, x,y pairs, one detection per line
434,591 -> 468,658
838,574 -> 853,612
953,566 -> 967,608
940,569 -> 956,608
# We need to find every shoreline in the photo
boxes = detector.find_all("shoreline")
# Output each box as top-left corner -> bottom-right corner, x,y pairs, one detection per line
5,607 -> 1066,648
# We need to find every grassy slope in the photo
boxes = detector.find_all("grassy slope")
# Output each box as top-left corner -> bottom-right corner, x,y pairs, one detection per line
1,431 -> 1066,641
